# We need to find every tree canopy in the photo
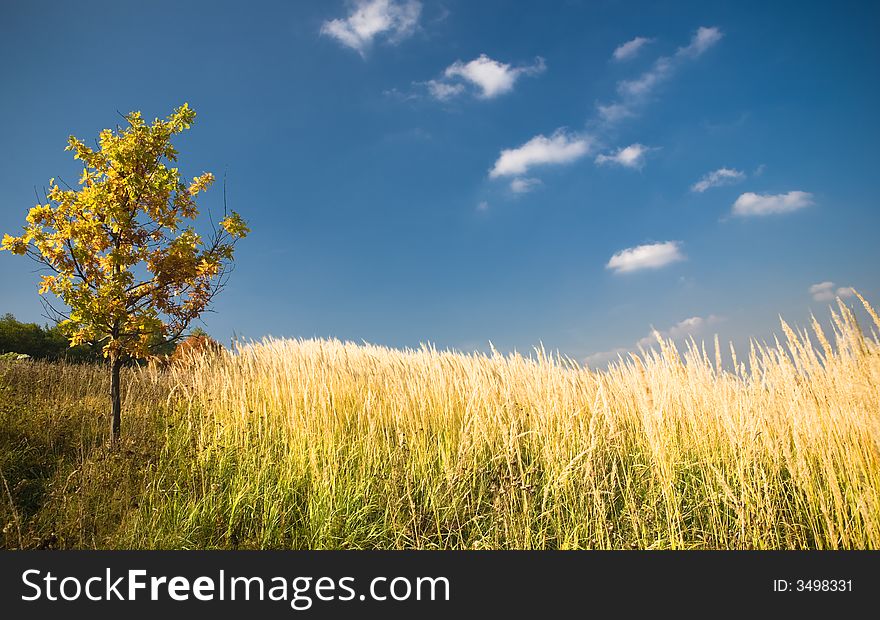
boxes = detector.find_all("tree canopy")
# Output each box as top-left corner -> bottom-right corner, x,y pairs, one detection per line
1,103 -> 248,360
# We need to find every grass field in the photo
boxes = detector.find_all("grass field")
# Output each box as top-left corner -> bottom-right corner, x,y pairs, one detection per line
1,295 -> 879,550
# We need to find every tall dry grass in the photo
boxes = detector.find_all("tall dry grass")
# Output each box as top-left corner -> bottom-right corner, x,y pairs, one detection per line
2,295 -> 879,549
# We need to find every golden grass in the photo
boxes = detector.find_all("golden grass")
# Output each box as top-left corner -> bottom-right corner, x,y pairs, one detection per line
2,295 -> 879,549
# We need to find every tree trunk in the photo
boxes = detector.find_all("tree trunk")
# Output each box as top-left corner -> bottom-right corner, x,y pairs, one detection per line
110,354 -> 122,442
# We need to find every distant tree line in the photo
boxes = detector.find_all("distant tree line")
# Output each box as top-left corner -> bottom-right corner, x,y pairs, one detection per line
0,313 -> 177,362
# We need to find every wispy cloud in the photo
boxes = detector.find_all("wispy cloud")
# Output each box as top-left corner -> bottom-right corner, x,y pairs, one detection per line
679,25 -> 724,57
691,167 -> 746,193
731,191 -> 814,216
321,0 -> 421,56
606,241 -> 685,274
617,56 -> 675,98
612,36 -> 653,61
489,130 -> 592,178
809,281 -> 856,302
510,177 -> 542,194
597,26 -> 722,124
585,314 -> 723,367
595,143 -> 653,169
596,103 -> 635,124
425,54 -> 546,100
425,80 -> 465,101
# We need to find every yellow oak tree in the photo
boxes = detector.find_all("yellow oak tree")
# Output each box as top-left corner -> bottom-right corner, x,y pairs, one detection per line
1,103 -> 248,440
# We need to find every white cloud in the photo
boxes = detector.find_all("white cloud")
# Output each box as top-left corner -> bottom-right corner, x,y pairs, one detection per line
425,79 -> 465,101
584,347 -> 630,368
636,315 -> 723,348
321,0 -> 421,56
596,26 -> 722,124
678,26 -> 724,58
613,36 -> 653,61
489,130 -> 591,178
427,54 -> 546,100
691,167 -> 745,193
809,281 -> 835,301
510,177 -> 542,194
617,57 -> 674,98
586,314 -> 723,368
606,241 -> 685,274
809,281 -> 855,302
595,143 -> 652,168
477,200 -> 490,212
731,191 -> 814,216
596,103 -> 634,123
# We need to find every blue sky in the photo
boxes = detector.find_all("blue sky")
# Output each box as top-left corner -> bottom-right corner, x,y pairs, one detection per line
1,0 -> 879,365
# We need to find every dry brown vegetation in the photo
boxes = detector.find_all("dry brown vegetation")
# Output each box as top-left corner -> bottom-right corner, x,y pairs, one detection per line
1,295 -> 879,549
